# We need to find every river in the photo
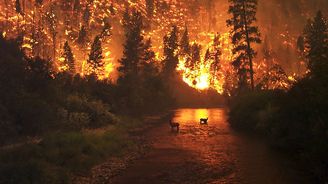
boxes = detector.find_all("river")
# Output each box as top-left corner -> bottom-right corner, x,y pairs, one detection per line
112,108 -> 310,184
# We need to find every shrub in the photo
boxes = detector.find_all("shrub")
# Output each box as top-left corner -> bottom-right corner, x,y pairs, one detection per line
228,90 -> 283,132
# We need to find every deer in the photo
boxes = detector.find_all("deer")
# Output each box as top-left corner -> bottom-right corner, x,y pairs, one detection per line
169,119 -> 180,132
200,118 -> 208,124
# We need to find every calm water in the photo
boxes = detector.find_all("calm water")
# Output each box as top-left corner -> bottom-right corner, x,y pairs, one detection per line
113,108 -> 310,184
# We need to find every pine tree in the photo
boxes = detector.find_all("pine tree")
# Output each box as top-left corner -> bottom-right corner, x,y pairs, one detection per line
188,43 -> 201,71
141,38 -> 157,79
204,49 -> 211,62
61,41 -> 75,74
210,35 -> 222,82
180,26 -> 191,57
227,0 -> 261,90
162,25 -> 179,78
296,35 -> 305,73
77,25 -> 88,47
88,35 -> 104,74
118,9 -> 162,112
303,11 -> 328,78
118,9 -> 145,81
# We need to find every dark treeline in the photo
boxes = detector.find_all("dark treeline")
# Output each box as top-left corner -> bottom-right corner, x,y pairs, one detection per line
228,11 -> 328,182
0,8 -> 178,144
0,7 -> 180,183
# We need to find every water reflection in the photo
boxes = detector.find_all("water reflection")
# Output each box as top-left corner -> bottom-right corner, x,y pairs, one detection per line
113,108 -> 310,184
173,108 -> 228,127
170,108 -> 238,183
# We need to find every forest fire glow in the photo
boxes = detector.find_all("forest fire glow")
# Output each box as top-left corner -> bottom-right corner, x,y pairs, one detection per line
0,0 -> 308,94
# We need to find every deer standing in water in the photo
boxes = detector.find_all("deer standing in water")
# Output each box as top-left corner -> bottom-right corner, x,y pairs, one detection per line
169,119 -> 179,132
200,118 -> 208,124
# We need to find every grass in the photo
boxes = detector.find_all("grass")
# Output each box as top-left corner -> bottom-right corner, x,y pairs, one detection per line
0,124 -> 135,184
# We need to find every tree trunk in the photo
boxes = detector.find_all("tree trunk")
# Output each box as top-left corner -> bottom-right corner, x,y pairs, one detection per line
242,1 -> 255,90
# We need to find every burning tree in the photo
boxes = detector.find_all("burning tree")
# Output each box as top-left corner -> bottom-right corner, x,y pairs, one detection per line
208,34 -> 222,86
88,35 -> 104,75
227,0 -> 261,91
188,43 -> 201,73
179,26 -> 191,57
45,3 -> 58,62
60,41 -> 75,74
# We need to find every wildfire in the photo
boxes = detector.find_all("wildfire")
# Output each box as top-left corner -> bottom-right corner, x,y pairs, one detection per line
0,0 -> 297,93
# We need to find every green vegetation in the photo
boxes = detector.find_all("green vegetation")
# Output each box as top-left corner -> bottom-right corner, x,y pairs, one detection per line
228,11 -> 328,182
0,9 -> 173,182
0,128 -> 133,184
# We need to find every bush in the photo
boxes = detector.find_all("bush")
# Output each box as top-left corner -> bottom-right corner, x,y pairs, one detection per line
0,129 -> 133,183
64,94 -> 117,128
228,77 -> 328,182
228,90 -> 283,132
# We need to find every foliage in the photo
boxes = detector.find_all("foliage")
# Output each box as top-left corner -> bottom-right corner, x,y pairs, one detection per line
76,25 -> 89,48
60,41 -> 75,73
162,25 -> 179,79
303,11 -> 328,79
117,9 -> 172,114
227,0 -> 261,90
87,35 -> 104,74
229,13 -> 328,182
0,129 -> 132,184
180,26 -> 191,57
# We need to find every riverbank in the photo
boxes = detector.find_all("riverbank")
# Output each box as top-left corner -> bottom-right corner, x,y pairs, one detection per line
0,113 -> 171,184
111,108 -> 311,184
228,78 -> 328,183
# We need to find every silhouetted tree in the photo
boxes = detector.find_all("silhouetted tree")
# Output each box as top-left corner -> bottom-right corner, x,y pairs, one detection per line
162,25 -> 179,78
118,9 -> 144,83
227,0 -> 261,90
296,35 -> 305,74
118,9 -> 170,113
304,11 -> 328,78
141,38 -> 157,78
88,35 -> 104,74
76,25 -> 89,61
209,35 -> 222,83
77,25 -> 88,47
61,41 -> 75,74
188,43 -> 201,70
180,26 -> 191,57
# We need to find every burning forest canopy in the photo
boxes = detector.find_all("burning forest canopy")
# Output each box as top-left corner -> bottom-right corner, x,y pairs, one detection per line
0,0 -> 327,94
